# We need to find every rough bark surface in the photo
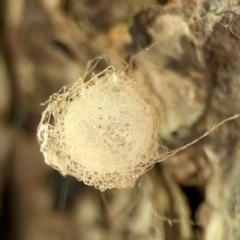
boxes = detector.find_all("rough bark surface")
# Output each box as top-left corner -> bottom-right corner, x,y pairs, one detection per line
0,0 -> 239,240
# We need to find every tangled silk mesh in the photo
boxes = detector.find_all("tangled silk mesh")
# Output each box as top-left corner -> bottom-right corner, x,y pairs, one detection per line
37,67 -> 160,191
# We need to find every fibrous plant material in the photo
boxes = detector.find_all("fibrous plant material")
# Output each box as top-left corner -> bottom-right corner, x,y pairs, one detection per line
37,66 -> 160,191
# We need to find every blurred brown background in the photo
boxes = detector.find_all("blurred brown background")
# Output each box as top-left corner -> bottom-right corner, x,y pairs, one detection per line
1,0 -> 240,240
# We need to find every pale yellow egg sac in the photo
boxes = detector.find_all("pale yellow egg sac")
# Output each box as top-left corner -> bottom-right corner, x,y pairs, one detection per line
37,66 -> 160,191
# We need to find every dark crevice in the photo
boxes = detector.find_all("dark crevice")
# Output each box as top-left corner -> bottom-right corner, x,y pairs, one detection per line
0,182 -> 13,240
181,186 -> 204,220
181,186 -> 204,238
